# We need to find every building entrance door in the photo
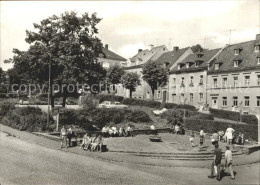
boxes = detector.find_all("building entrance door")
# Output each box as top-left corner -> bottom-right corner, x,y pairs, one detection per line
212,97 -> 218,109
163,91 -> 167,102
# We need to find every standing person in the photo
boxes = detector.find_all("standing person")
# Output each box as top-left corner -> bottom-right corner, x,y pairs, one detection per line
199,127 -> 205,147
150,124 -> 156,135
60,126 -> 67,149
208,144 -> 222,181
226,125 -> 235,145
189,132 -> 195,147
211,131 -> 219,151
224,145 -> 235,179
67,127 -> 73,147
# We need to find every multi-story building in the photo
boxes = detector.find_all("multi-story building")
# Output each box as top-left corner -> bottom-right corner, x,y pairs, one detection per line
98,44 -> 127,69
116,45 -> 168,99
207,34 -> 260,115
153,46 -> 194,102
168,48 -> 222,107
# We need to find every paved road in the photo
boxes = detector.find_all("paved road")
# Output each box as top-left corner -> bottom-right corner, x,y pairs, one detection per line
0,132 -> 259,185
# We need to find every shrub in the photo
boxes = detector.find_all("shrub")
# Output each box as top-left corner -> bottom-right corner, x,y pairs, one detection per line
162,102 -> 178,109
209,108 -> 258,125
0,93 -> 7,98
81,95 -> 98,110
95,94 -> 124,103
122,98 -> 161,108
0,101 -> 15,116
189,113 -> 214,120
2,106 -> 54,132
184,119 -> 258,141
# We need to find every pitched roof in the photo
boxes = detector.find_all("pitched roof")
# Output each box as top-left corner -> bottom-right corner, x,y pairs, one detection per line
208,40 -> 260,74
100,47 -> 126,61
155,47 -> 190,68
170,48 -> 221,74
130,45 -> 167,64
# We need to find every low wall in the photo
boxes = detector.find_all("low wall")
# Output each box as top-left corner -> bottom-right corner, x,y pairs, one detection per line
240,144 -> 260,155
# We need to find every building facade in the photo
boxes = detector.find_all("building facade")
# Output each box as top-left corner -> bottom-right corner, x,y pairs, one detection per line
207,35 -> 260,115
168,48 -> 222,107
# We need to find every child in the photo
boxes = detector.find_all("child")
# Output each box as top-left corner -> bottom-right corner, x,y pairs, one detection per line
190,132 -> 195,147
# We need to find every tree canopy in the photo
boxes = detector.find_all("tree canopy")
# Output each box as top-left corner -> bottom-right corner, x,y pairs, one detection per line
191,44 -> 204,53
121,72 -> 140,98
5,11 -> 106,106
142,61 -> 169,100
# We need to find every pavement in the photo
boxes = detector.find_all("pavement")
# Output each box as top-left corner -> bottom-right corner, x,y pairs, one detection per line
0,124 -> 259,169
1,128 -> 260,185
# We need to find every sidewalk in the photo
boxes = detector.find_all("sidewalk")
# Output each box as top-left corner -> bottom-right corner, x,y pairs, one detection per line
0,124 -> 259,168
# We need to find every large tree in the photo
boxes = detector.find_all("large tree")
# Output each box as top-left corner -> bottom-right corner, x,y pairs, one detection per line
121,72 -> 140,98
106,65 -> 125,92
142,61 -> 169,100
0,67 -> 5,84
5,11 -> 106,107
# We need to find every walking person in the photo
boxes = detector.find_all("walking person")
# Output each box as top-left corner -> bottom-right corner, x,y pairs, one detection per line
67,126 -> 73,147
208,144 -> 222,181
60,126 -> 67,149
224,145 -> 235,180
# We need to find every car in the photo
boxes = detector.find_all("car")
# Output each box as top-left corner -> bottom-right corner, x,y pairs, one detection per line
98,101 -> 128,109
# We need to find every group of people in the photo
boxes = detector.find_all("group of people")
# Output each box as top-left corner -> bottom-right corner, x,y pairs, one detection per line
80,133 -> 104,152
60,126 -> 77,149
170,124 -> 185,135
101,125 -> 134,137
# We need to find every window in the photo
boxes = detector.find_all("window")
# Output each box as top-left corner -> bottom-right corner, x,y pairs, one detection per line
257,57 -> 260,65
173,78 -> 176,86
199,93 -> 203,101
258,75 -> 260,86
245,76 -> 250,86
165,62 -> 170,67
234,49 -> 239,55
257,96 -> 260,107
195,61 -> 199,67
186,63 -> 189,68
244,96 -> 250,107
234,61 -> 239,67
233,96 -> 238,106
172,94 -> 176,103
157,90 -> 161,99
213,78 -> 218,88
181,77 -> 185,87
255,45 -> 260,52
190,76 -> 194,86
215,63 -> 219,70
190,93 -> 193,102
222,97 -> 227,107
178,64 -> 181,70
233,76 -> 238,87
222,78 -> 227,87
199,75 -> 204,85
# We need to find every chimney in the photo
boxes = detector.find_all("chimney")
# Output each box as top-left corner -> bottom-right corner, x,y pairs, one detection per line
173,46 -> 179,51
105,44 -> 108,49
138,49 -> 142,53
256,34 -> 260,40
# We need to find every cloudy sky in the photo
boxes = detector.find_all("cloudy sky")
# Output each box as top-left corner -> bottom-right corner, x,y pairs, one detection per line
0,0 -> 259,71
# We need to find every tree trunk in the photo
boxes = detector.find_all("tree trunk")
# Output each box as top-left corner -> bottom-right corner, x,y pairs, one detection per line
129,89 -> 132,98
62,85 -> 67,108
50,74 -> 54,109
151,88 -> 155,101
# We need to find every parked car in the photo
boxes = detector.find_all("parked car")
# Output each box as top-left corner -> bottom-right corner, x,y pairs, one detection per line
98,101 -> 128,109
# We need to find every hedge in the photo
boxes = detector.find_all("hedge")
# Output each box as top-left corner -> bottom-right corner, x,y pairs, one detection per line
1,106 -> 54,132
122,98 -> 161,108
0,101 -> 15,116
60,108 -> 152,130
0,93 -> 7,98
184,119 -> 258,141
209,108 -> 258,125
95,94 -> 124,103
161,109 -> 214,120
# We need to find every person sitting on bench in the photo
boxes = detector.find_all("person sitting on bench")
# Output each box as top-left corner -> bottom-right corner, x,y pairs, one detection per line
81,133 -> 92,150
91,134 -> 104,152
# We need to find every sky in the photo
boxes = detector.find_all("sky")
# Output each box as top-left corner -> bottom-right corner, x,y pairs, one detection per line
0,0 -> 259,71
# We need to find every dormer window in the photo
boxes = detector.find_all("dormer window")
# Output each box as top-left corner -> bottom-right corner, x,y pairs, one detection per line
234,49 -> 239,55
234,60 -> 239,67
215,63 -> 219,70
178,64 -> 181,70
255,45 -> 260,52
186,63 -> 189,68
165,62 -> 170,67
195,61 -> 199,67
